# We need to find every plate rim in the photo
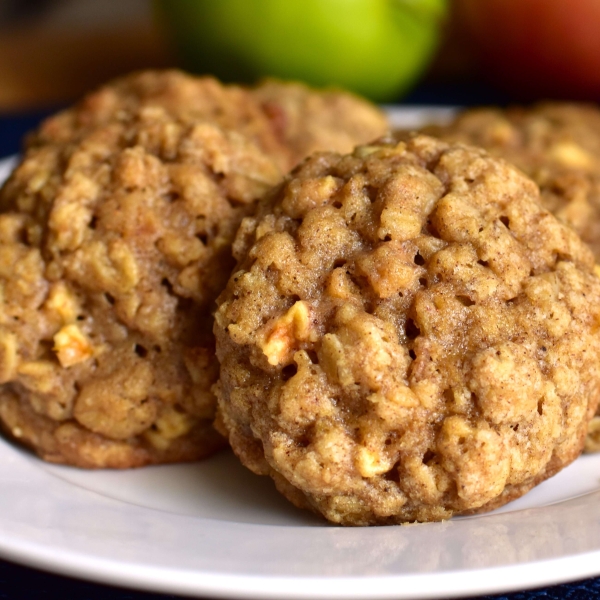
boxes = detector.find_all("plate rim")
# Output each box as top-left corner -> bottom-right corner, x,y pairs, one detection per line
2,107 -> 600,600
2,508 -> 600,600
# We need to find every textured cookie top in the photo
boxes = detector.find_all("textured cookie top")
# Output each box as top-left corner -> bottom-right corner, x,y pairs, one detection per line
424,103 -> 600,259
0,69 -> 387,469
215,135 -> 600,525
0,87 -> 281,467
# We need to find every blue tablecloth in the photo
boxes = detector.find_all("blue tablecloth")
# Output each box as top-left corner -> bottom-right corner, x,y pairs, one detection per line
1,83 -> 599,600
1,551 -> 600,599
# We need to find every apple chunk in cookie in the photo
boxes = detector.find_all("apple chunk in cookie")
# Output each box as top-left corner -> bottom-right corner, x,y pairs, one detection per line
214,135 -> 600,525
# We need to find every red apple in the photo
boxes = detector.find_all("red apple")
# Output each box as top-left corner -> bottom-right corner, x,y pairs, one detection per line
455,0 -> 600,99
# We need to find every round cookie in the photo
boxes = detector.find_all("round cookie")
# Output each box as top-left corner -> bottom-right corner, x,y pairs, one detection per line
0,94 -> 281,468
35,70 -> 389,174
214,135 -> 600,525
34,69 -> 290,171
422,103 -> 600,260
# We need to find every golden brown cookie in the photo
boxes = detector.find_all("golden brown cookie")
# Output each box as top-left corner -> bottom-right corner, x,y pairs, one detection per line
34,69 -> 289,171
0,80 -> 282,468
35,70 -> 389,174
214,135 -> 600,525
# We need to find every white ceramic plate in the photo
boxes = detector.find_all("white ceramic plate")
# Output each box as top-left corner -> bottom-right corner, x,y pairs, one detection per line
2,109 -> 600,600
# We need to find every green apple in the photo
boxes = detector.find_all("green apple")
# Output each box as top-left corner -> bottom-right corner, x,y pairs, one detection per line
155,0 -> 447,102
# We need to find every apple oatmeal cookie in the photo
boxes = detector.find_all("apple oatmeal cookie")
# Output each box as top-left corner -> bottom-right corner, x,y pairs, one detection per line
0,88 -> 281,468
252,79 -> 390,168
214,134 -> 600,525
36,70 -> 389,174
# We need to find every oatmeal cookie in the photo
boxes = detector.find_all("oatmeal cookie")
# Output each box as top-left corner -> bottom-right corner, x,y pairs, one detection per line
34,69 -> 289,170
214,134 -> 600,525
0,88 -> 281,468
422,103 -> 600,259
252,79 -> 390,168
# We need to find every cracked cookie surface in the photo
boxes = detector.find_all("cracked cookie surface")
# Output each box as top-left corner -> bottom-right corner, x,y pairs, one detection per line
215,135 -> 600,525
422,103 -> 600,259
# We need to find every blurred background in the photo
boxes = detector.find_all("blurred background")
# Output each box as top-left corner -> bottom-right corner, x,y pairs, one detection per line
2,0 -> 600,111
0,0 -> 170,111
2,0 -> 599,137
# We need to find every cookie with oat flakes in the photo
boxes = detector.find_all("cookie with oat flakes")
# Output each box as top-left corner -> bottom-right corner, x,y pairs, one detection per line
214,134 -> 600,525
0,69 -> 389,468
0,79 -> 282,468
252,79 -> 389,169
421,103 -> 600,260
